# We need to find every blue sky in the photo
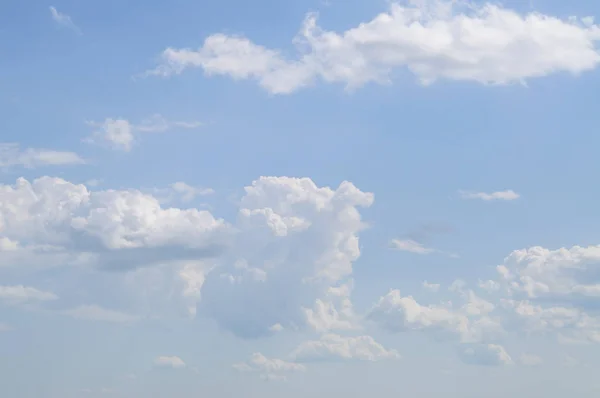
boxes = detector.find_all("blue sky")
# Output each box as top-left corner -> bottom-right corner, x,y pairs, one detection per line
2,0 -> 600,396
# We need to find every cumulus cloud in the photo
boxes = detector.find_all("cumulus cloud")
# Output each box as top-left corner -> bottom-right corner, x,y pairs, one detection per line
85,114 -> 202,152
291,333 -> 399,362
0,176 -> 372,338
154,356 -> 186,369
367,288 -> 502,348
62,305 -> 140,323
497,244 -> 600,299
0,285 -> 58,304
199,177 -> 373,338
303,283 -> 357,332
0,143 -> 84,170
49,6 -> 81,35
459,190 -> 520,201
145,1 -> 600,93
0,177 -> 229,268
234,353 -> 305,381
458,343 -> 513,366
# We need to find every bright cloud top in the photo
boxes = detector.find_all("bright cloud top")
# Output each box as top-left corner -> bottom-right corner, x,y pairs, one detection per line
146,1 -> 600,93
0,175 -> 373,340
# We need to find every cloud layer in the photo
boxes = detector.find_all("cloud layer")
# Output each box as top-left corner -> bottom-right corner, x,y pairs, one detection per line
146,1 -> 600,93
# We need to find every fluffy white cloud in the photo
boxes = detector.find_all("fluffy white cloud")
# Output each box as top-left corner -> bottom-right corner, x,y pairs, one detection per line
234,353 -> 305,381
497,244 -> 600,299
199,177 -> 373,338
154,356 -> 186,368
0,285 -> 58,304
85,115 -> 202,152
291,333 -> 399,362
0,176 -> 372,338
367,289 -> 501,344
459,190 -> 520,201
0,143 -> 84,169
49,6 -> 81,35
62,305 -> 139,323
146,1 -> 600,93
0,176 -> 229,259
303,283 -> 357,332
458,343 -> 513,366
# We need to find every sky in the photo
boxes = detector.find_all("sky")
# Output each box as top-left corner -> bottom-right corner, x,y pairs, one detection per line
2,0 -> 600,396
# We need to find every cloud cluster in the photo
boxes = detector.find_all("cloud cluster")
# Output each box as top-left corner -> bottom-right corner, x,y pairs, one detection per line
291,333 -> 399,362
146,1 -> 600,93
0,176 -> 373,338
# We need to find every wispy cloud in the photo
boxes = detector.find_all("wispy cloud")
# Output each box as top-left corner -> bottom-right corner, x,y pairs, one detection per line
62,305 -> 139,324
49,6 -> 82,35
85,115 -> 203,152
390,239 -> 458,258
390,239 -> 435,254
0,285 -> 58,304
0,143 -> 85,170
459,190 -> 520,201
154,356 -> 186,369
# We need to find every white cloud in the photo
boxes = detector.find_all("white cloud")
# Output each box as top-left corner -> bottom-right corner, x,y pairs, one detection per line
154,181 -> 215,203
520,353 -> 543,366
85,119 -> 134,151
49,6 -> 81,35
0,285 -> 58,304
234,353 -> 305,381
390,239 -> 435,254
154,356 -> 186,368
497,244 -> 600,299
459,190 -> 520,201
0,176 -> 229,257
62,305 -> 139,323
367,289 -> 501,344
168,182 -> 214,203
145,1 -> 600,93
291,333 -> 399,362
458,343 -> 513,366
423,281 -> 441,292
303,283 -> 357,332
0,176 -> 372,337
199,176 -> 373,338
85,115 -> 202,152
0,143 -> 84,169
